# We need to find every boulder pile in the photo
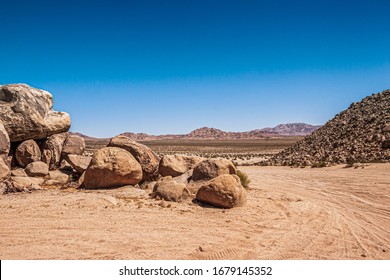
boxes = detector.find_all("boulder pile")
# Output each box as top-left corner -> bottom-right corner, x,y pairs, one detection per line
0,83 -> 247,208
269,90 -> 390,166
0,84 -> 85,192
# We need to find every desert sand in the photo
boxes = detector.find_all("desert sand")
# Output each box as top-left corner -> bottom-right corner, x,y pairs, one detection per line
1,164 -> 389,260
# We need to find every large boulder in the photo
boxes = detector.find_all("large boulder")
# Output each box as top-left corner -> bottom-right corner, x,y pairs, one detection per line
83,147 -> 142,189
108,135 -> 160,181
61,134 -> 85,156
25,161 -> 49,177
0,122 -> 10,159
66,154 -> 91,174
150,176 -> 188,202
159,154 -> 204,177
0,84 -> 71,142
15,139 -> 41,168
196,174 -> 247,208
41,132 -> 68,170
192,159 -> 236,181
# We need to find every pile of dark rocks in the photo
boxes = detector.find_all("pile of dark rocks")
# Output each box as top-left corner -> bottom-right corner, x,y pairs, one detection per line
268,90 -> 390,166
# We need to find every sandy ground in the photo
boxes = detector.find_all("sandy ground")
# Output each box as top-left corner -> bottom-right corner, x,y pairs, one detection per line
1,164 -> 389,260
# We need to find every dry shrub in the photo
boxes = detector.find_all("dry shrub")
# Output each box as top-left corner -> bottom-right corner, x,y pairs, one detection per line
236,170 -> 251,189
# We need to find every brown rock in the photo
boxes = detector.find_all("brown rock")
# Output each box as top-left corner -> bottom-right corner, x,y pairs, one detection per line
192,159 -> 236,181
41,132 -> 68,170
0,84 -> 71,142
78,171 -> 85,188
172,169 -> 193,185
11,168 -> 28,177
1,179 -> 42,194
62,135 -> 85,156
15,140 -> 41,168
0,157 -> 10,180
84,147 -> 142,189
11,176 -> 45,186
196,174 -> 247,208
48,170 -> 70,184
159,154 -> 204,177
108,135 -> 160,181
59,159 -> 73,171
151,176 -> 187,202
0,180 -> 9,194
25,161 -> 49,177
66,154 -> 91,174
0,122 -> 10,157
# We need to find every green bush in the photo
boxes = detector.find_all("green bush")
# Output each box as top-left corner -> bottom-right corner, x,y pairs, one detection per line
236,170 -> 251,189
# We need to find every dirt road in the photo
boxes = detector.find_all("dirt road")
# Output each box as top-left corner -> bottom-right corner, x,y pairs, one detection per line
1,164 -> 389,259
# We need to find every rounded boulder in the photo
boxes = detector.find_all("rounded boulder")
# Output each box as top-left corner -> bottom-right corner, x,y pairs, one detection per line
192,159 -> 236,181
25,161 -> 49,177
159,154 -> 204,177
15,139 -> 41,168
84,147 -> 142,189
196,174 -> 247,208
108,135 -> 160,182
61,134 -> 85,156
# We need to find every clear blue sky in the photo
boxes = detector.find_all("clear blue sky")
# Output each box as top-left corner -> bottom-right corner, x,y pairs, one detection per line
1,0 -> 389,137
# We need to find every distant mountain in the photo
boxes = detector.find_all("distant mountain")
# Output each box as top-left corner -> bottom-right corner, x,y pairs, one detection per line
73,123 -> 321,141
184,127 -> 278,139
69,132 -> 103,141
257,123 -> 322,136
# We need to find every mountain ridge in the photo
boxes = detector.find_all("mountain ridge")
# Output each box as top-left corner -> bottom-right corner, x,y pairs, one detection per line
71,123 -> 321,141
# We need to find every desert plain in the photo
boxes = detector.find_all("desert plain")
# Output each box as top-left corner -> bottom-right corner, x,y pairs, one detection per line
1,139 -> 389,260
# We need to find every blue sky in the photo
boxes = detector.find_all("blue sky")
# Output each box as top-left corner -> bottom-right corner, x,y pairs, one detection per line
1,0 -> 389,137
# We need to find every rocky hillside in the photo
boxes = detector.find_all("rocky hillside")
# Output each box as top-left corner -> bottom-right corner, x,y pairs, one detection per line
269,90 -> 390,166
257,123 -> 322,136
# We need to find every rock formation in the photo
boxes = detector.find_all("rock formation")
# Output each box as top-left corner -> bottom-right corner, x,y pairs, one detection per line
0,84 -> 71,191
0,84 -> 70,142
108,135 -> 160,182
269,90 -> 390,166
0,83 -> 248,208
